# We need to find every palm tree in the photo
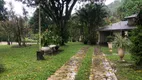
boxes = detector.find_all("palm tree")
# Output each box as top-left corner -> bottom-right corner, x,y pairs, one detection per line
76,3 -> 108,44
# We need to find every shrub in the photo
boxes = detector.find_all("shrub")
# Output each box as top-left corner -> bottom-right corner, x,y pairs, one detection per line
41,30 -> 61,46
112,34 -> 131,50
130,25 -> 142,66
106,35 -> 114,42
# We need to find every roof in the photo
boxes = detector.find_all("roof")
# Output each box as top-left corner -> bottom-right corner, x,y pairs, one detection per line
99,21 -> 136,31
124,14 -> 137,19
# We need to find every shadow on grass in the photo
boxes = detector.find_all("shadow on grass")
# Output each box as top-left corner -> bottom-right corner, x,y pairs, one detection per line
45,49 -> 64,56
0,64 -> 5,73
116,61 -> 142,71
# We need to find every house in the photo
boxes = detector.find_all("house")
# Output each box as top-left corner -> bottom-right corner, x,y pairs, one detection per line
98,14 -> 137,44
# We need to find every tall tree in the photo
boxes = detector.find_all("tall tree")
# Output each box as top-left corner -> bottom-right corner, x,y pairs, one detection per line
0,0 -> 7,21
76,3 -> 108,44
0,21 -> 13,45
22,7 -> 28,46
117,0 -> 142,19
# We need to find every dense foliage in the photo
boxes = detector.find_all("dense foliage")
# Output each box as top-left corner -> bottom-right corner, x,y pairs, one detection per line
76,3 -> 108,44
130,25 -> 142,66
106,35 -> 114,42
113,34 -> 132,50
41,30 -> 61,46
117,0 -> 142,19
0,0 -> 7,21
17,0 -> 105,45
129,9 -> 142,66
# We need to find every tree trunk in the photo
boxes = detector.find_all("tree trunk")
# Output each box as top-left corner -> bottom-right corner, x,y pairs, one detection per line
22,37 -> 26,46
37,50 -> 45,60
7,35 -> 10,45
17,35 -> 22,46
59,19 -> 68,46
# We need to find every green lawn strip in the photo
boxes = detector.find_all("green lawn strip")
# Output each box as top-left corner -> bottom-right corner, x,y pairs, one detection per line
0,42 -> 86,80
101,46 -> 117,55
102,46 -> 142,80
75,46 -> 94,80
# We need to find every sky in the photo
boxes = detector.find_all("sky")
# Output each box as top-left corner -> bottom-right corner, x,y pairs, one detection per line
4,0 -> 115,17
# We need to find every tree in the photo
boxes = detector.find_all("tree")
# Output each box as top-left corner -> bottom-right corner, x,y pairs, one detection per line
0,1 -> 13,45
17,0 -> 105,45
29,8 -> 51,34
117,0 -> 142,19
0,21 -> 13,45
68,15 -> 82,42
0,0 -> 7,21
76,3 -> 108,44
130,9 -> 142,66
22,7 -> 28,46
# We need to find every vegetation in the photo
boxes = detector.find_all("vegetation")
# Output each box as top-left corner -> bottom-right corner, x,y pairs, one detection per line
41,30 -> 61,46
112,34 -> 132,50
130,25 -> 142,66
17,0 -> 105,45
0,0 -> 7,41
106,35 -> 114,42
75,3 -> 108,44
107,0 -> 142,21
0,0 -> 7,21
0,2 -> 31,46
102,46 -> 142,80
0,0 -> 142,80
117,0 -> 142,19
75,46 -> 94,80
0,42 -> 86,80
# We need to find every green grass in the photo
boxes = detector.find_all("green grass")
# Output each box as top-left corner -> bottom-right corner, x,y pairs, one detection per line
0,42 -> 86,80
101,46 -> 117,55
102,46 -> 142,80
75,46 -> 94,80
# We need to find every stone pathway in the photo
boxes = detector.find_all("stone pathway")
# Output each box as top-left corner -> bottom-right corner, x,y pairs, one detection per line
47,47 -> 89,80
89,47 -> 117,80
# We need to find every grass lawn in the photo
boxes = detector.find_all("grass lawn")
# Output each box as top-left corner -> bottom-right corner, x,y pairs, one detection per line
75,46 -> 94,80
101,46 -> 142,80
0,42 -> 87,80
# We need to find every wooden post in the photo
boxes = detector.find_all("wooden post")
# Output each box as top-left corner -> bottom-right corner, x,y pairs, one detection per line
38,3 -> 41,50
36,3 -> 45,60
37,51 -> 45,60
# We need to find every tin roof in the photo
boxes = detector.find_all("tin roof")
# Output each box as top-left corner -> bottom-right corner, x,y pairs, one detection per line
124,14 -> 137,19
99,21 -> 136,31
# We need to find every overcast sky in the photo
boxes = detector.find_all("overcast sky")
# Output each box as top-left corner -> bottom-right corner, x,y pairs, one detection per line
4,0 -> 115,17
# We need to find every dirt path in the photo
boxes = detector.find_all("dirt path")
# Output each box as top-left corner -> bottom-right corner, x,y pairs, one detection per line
89,47 -> 117,80
47,47 -> 89,80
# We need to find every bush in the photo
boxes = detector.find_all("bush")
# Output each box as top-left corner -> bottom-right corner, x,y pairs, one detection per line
106,35 -> 114,42
130,25 -> 142,66
113,33 -> 131,50
41,30 -> 61,46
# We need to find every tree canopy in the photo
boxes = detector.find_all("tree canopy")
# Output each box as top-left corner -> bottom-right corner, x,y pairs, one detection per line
17,0 -> 105,45
0,0 -> 7,21
117,0 -> 142,19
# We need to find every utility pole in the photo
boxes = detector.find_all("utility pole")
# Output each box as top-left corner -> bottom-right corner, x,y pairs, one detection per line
38,3 -> 41,50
